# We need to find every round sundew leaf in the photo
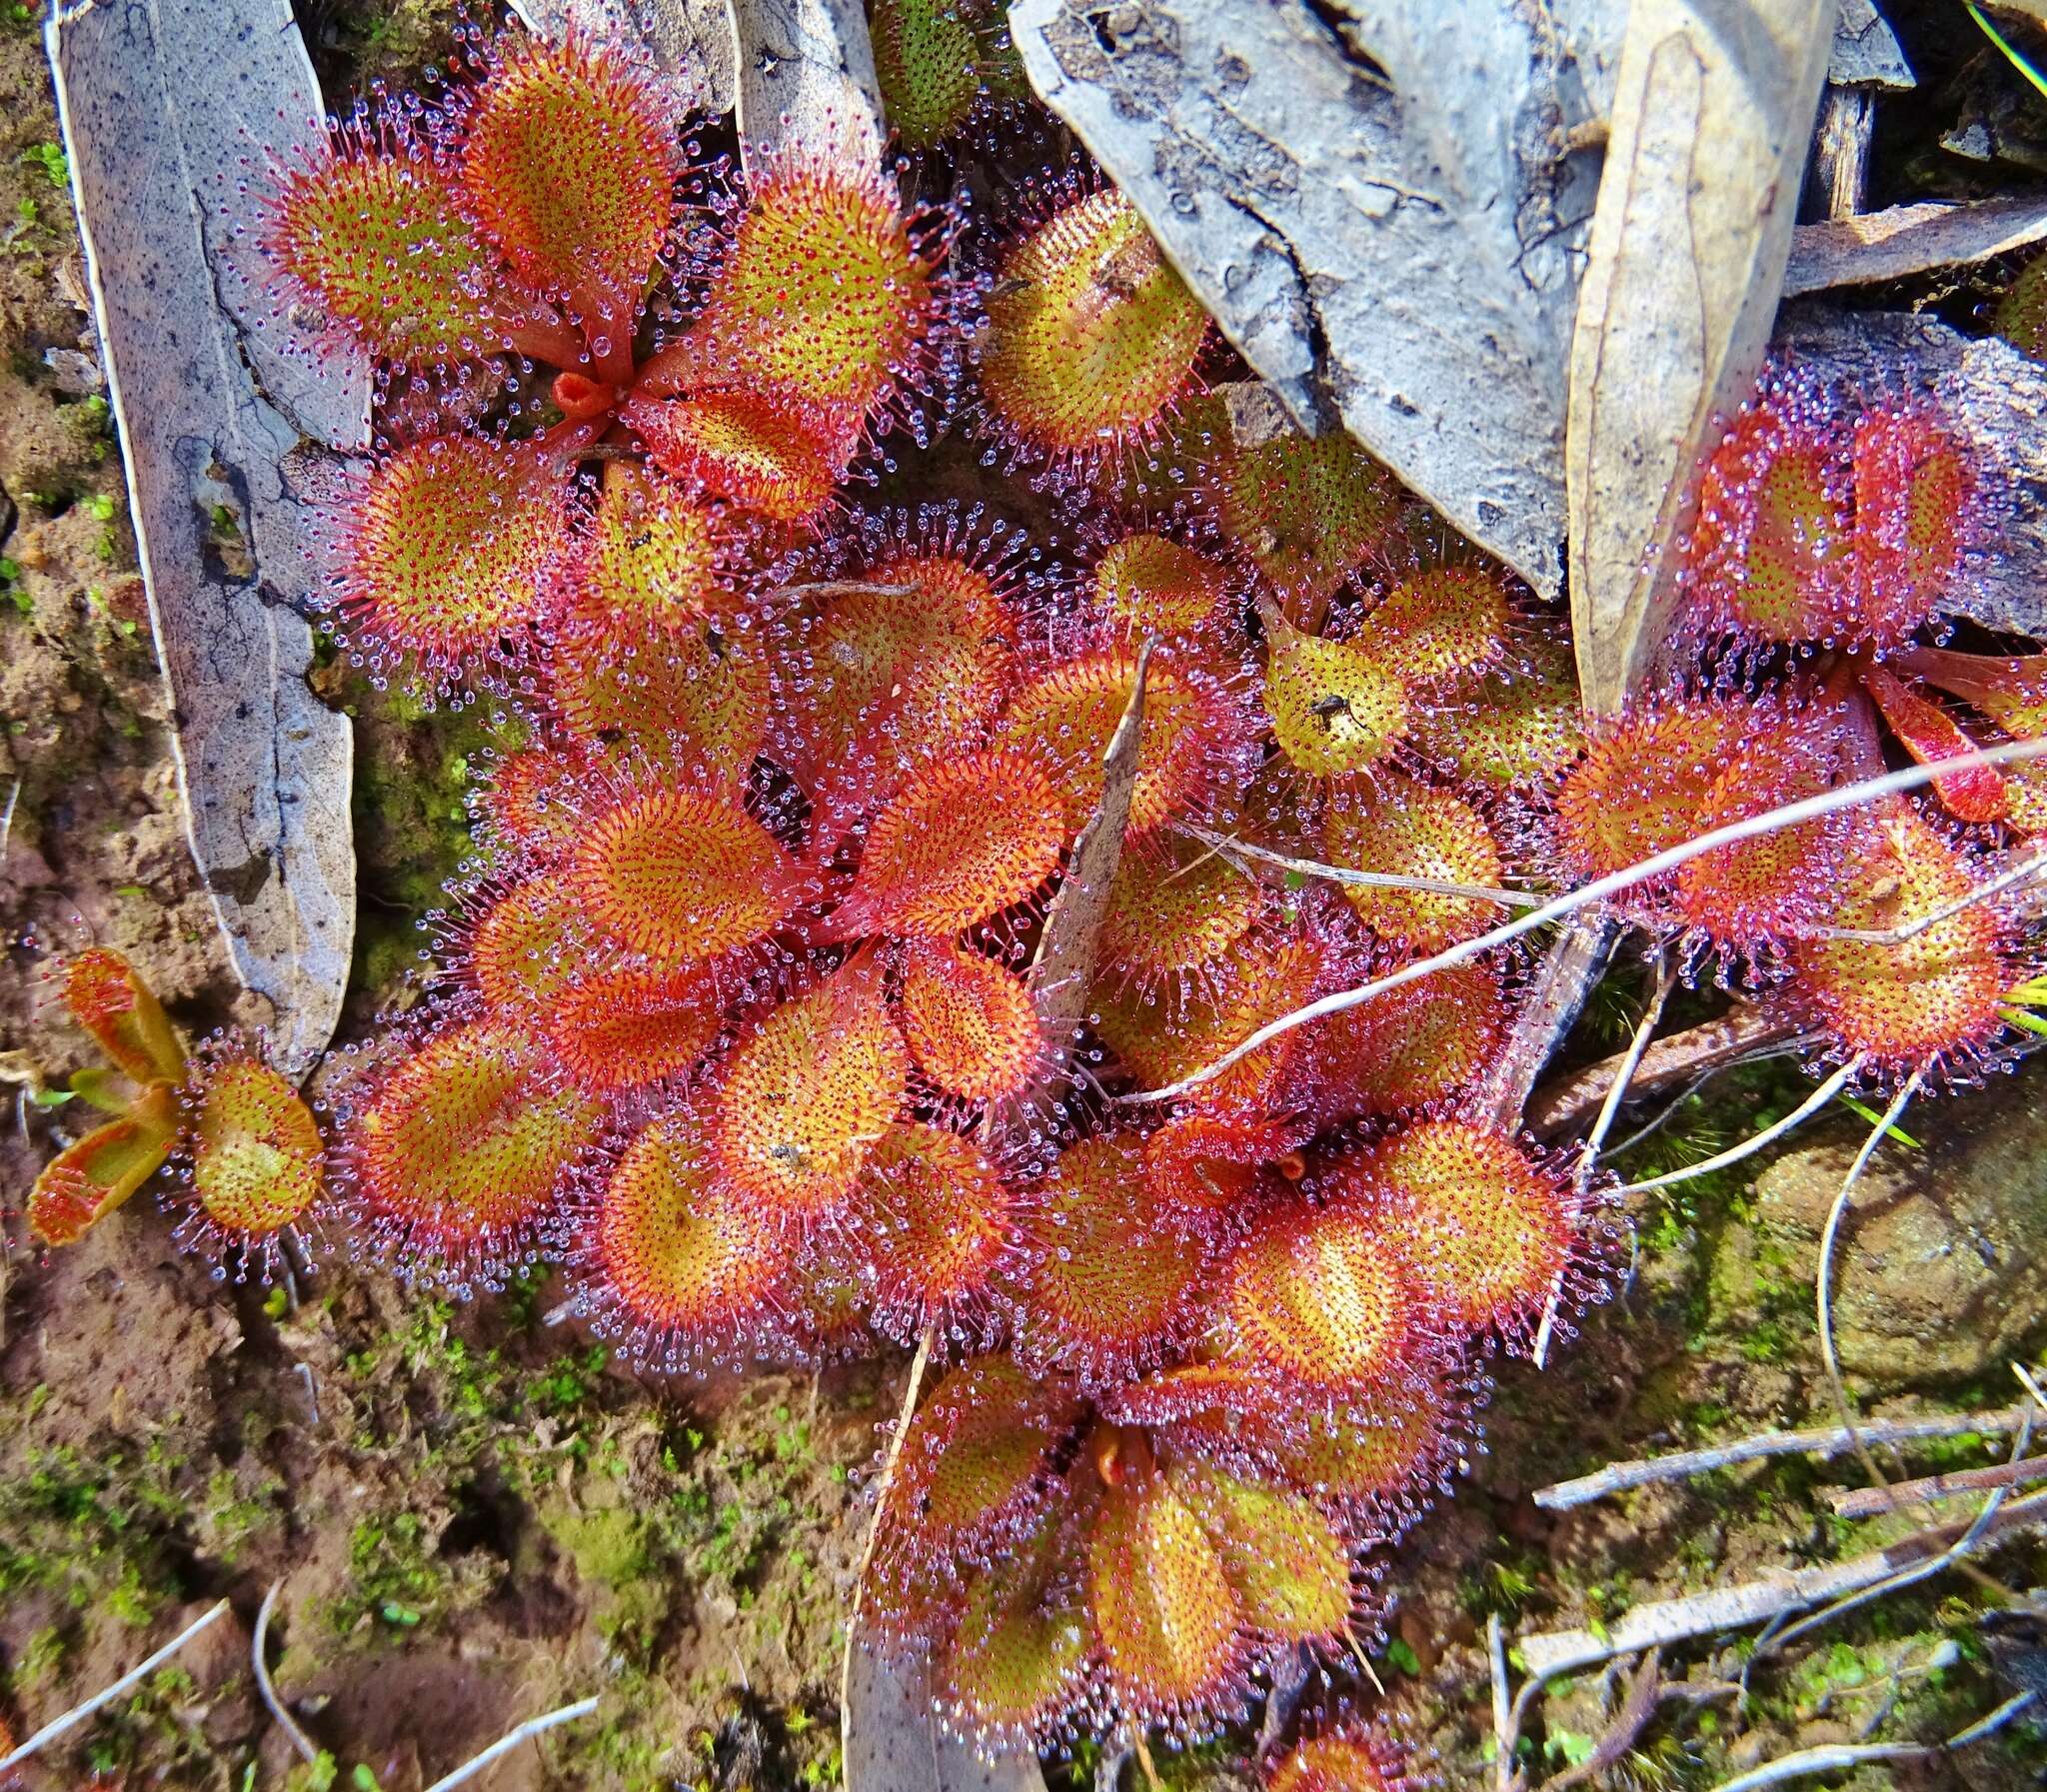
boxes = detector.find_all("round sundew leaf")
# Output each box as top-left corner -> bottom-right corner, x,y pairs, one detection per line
1409,633 -> 1581,791
1366,565 -> 1512,683
1321,772 -> 1507,955
937,1515 -> 1092,1746
828,749 -> 1067,938
458,34 -> 680,305
1085,1475 -> 1242,1719
979,188 -> 1209,458
28,1083 -> 181,1247
547,962 -> 727,1092
897,937 -> 1042,1102
872,0 -> 984,147
1096,838 -> 1260,990
784,561 -> 1012,822
188,1058 -> 325,1237
1012,1134 -> 1209,1385
468,878 -> 590,1010
587,1107 -> 790,1344
1205,426 -> 1401,615
341,435 -> 570,672
571,788 -> 798,966
1166,1459 -> 1353,1643
1552,697 -> 1751,889
563,463 -> 724,637
1995,250 -> 2047,360
712,958 -> 911,1221
1338,1119 -> 1576,1337
267,148 -> 511,364
852,1120 -> 1016,1334
1850,409 -> 1971,651
1294,960 -> 1508,1128
882,1355 -> 1085,1561
61,946 -> 187,1086
351,1018 -> 602,1263
1673,713 -> 1852,947
674,164 -> 931,412
1860,664 -> 2007,827
477,740 -> 591,863
1267,1726 -> 1402,1792
549,612 -> 773,793
1142,1111 -> 1286,1222
1688,400 -> 1852,643
1789,803 -> 2010,1068
1090,927 -> 1325,1113
995,646 -> 1240,837
621,390 -> 857,523
1264,1381 -> 1453,1510
1263,612 -> 1410,779
1095,532 -> 1230,640
1221,1197 -> 1419,1391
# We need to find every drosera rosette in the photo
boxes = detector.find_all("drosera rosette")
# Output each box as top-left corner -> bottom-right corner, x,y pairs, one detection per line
25,946 -> 191,1247
969,174 -> 1215,487
165,1030 -> 333,1284
329,998 -> 606,1295
866,1352 -> 1385,1756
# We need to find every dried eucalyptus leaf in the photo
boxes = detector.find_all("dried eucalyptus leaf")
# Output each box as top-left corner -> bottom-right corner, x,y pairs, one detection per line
1009,0 -> 1621,600
1565,0 -> 1834,715
48,0 -> 363,1076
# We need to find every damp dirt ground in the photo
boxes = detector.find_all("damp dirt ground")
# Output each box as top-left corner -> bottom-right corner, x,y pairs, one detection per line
2,6 -> 2046,1790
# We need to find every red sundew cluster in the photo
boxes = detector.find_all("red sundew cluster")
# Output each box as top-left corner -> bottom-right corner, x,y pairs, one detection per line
1,21 -> 1983,1775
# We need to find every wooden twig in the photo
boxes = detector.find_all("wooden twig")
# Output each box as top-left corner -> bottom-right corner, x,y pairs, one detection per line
1534,1406 -> 2035,1510
1543,1650 -> 1664,1792
1703,1689 -> 2038,1792
1180,825 -> 1544,907
1526,1005 -> 1804,1135
420,1695 -> 600,1792
1116,736 -> 2047,1106
1516,1488 -> 2047,1681
0,1599 -> 230,1772
253,1581 -> 319,1765
1825,1453 -> 2047,1517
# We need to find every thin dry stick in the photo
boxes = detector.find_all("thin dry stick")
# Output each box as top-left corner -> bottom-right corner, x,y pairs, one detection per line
1763,1409 -> 2035,1659
1517,1487 -> 2047,1681
1533,1405 -> 2035,1510
2014,1361 -> 2047,1415
1179,825 -> 1545,908
253,1581 -> 318,1765
1527,1005 -> 1807,1135
1816,1070 -> 1924,1495
1487,1613 -> 1521,1792
420,1694 -> 600,1792
1704,1688 -> 2038,1792
1617,1059 -> 1864,1196
1118,735 -> 2047,1105
1828,1451 -> 2047,1517
0,1599 -> 230,1772
1531,955 -> 1674,1367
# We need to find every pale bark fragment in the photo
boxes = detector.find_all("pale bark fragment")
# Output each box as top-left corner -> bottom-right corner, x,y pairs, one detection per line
841,1645 -> 1046,1792
729,0 -> 886,175
507,0 -> 738,113
1566,0 -> 1835,717
1785,195 -> 2047,296
48,0 -> 365,1077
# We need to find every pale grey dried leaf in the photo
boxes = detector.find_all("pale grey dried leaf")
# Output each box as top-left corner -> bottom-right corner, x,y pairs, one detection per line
1777,306 -> 2047,640
841,1644 -> 1044,1792
1565,0 -> 1834,715
1785,195 -> 2047,297
730,0 -> 885,174
505,0 -> 737,113
49,0 -> 360,1077
1829,0 -> 1913,89
1009,0 -> 1622,599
